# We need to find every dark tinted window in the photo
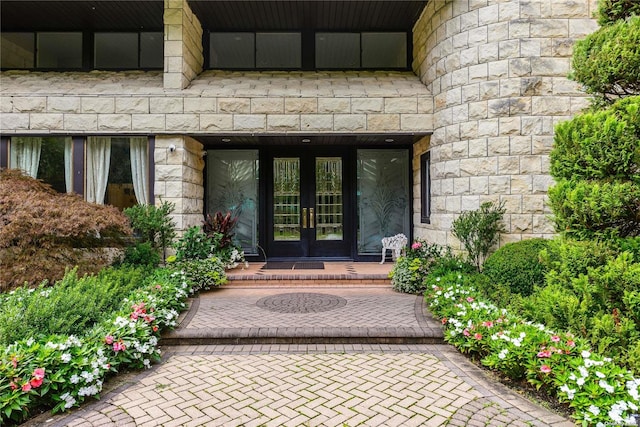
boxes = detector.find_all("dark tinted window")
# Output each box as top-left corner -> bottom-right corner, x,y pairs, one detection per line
316,33 -> 360,69
362,32 -> 406,68
256,33 -> 301,69
95,33 -> 138,69
1,33 -> 34,69
140,32 -> 163,68
37,32 -> 82,68
210,33 -> 255,68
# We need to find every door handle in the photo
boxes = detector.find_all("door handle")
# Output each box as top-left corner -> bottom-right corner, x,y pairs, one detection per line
310,208 -> 315,229
302,208 -> 307,229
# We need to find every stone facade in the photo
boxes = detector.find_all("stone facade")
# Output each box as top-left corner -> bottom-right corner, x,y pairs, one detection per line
411,0 -> 598,248
0,0 -> 601,246
164,0 -> 204,90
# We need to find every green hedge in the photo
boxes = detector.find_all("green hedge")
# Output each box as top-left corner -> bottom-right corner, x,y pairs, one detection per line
482,238 -> 551,297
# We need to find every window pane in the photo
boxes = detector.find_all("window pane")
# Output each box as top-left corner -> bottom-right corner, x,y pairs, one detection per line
1,33 -> 34,69
273,158 -> 300,241
140,32 -> 163,68
362,32 -> 407,68
421,152 -> 431,223
37,137 -> 71,194
37,32 -> 82,68
357,149 -> 410,255
316,157 -> 343,241
105,138 -> 136,210
95,33 -> 138,69
206,150 -> 259,255
210,33 -> 254,68
315,33 -> 359,69
256,33 -> 300,69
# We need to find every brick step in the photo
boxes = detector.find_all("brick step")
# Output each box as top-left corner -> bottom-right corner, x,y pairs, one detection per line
226,278 -> 391,288
160,327 -> 444,346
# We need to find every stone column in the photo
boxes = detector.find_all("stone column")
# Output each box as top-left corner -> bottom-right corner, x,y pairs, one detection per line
154,135 -> 205,233
412,0 -> 599,247
164,0 -> 204,90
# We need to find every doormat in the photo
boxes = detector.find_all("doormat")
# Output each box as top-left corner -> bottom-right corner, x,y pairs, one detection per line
262,262 -> 325,270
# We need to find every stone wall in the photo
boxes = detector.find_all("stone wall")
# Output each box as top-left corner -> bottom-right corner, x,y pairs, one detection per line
412,0 -> 598,247
154,135 -> 204,231
164,0 -> 203,90
0,71 -> 433,134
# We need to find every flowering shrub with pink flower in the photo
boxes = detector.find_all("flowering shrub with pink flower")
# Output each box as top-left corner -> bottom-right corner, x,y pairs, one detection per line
0,268 -> 195,424
425,271 -> 640,426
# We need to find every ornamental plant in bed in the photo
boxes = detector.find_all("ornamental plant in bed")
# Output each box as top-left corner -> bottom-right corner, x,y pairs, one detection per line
0,264 -> 226,424
424,271 -> 640,425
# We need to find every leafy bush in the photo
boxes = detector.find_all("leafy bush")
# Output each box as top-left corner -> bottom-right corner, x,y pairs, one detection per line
571,16 -> 640,102
173,257 -> 227,293
123,201 -> 176,261
173,226 -> 212,261
0,267 -> 193,423
483,238 -> 551,297
0,169 -> 131,290
550,97 -> 640,182
597,0 -> 640,27
451,201 -> 506,270
424,271 -> 640,426
389,240 -> 446,294
120,242 -> 161,267
548,180 -> 640,239
0,267 -> 152,346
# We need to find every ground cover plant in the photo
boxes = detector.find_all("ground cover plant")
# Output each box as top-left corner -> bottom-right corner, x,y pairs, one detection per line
0,169 -> 131,290
0,264 -> 227,424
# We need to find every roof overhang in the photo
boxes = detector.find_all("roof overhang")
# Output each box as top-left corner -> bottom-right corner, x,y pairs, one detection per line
1,1 -> 428,32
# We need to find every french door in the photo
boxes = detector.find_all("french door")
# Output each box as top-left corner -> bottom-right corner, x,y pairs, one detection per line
266,147 -> 351,258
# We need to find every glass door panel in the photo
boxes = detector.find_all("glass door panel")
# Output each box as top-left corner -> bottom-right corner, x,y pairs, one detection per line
315,157 -> 343,241
273,158 -> 300,241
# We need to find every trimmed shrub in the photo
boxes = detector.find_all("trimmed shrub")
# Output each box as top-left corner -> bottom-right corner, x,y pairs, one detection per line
0,169 -> 131,290
550,97 -> 640,182
571,16 -> 640,102
597,0 -> 640,26
548,179 -> 640,239
173,226 -> 213,261
483,238 -> 551,297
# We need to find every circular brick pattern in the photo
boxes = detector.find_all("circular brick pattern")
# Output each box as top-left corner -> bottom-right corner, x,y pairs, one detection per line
256,293 -> 347,313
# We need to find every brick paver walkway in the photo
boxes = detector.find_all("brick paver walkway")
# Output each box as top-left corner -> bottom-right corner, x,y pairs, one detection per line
27,284 -> 574,427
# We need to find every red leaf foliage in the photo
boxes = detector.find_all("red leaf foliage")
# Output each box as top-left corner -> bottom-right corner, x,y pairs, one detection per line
0,169 -> 132,290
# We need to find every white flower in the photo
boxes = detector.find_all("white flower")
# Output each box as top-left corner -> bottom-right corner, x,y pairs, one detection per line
581,350 -> 591,358
578,366 -> 589,378
69,374 -> 81,384
599,379 -> 614,393
143,359 -> 151,368
595,371 -> 606,379
576,377 -> 586,387
588,405 -> 600,416
498,349 -> 508,360
559,384 -> 576,400
60,353 -> 72,363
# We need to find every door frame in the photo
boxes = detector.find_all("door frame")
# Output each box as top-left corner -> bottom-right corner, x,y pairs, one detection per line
263,145 -> 353,260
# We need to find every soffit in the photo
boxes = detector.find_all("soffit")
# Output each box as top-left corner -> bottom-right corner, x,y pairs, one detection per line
0,1 -> 428,32
0,1 -> 164,32
188,1 -> 429,32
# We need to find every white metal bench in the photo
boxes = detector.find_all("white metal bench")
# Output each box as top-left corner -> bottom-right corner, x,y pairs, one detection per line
380,233 -> 408,264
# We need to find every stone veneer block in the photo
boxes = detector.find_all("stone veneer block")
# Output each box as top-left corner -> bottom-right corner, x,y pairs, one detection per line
30,114 -> 64,130
12,97 -> 47,113
300,114 -> 333,131
267,114 -> 300,131
234,114 -> 267,131
334,114 -> 366,131
97,114 -> 132,131
81,98 -> 115,114
367,114 -> 400,131
64,114 -> 98,131
47,97 -> 81,113
200,114 -> 233,131
2,113 -> 29,130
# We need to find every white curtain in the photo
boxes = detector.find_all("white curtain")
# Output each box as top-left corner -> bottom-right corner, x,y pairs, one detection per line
129,137 -> 149,205
10,137 -> 42,178
64,138 -> 73,193
85,137 -> 111,204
